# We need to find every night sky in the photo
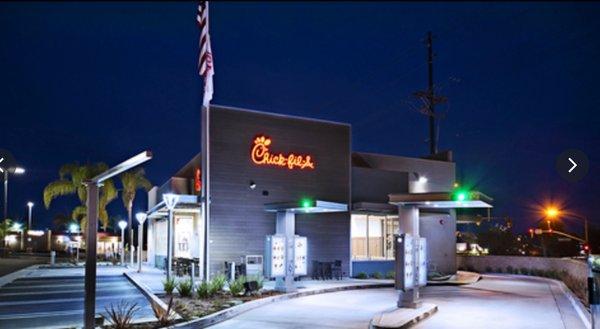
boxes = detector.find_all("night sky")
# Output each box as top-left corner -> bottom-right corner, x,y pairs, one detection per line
0,2 -> 598,233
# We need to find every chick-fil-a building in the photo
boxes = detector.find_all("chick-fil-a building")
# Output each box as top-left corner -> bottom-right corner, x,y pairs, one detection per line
145,105 -> 479,290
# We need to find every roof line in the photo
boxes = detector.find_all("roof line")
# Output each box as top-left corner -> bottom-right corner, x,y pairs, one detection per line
210,104 -> 351,127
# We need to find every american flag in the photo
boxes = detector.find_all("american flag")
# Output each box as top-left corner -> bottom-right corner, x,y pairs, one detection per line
197,1 -> 214,107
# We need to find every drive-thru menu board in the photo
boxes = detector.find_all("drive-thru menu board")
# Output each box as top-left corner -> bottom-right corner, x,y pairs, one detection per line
394,233 -> 428,291
395,233 -> 414,291
417,237 -> 427,286
265,235 -> 286,277
265,235 -> 307,278
294,236 -> 307,276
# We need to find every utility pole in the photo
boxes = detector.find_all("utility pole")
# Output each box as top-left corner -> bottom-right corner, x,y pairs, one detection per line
426,31 -> 436,155
414,31 -> 446,156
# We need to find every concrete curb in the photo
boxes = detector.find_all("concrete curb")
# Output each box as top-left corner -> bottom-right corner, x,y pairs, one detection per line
123,271 -> 174,315
485,274 -> 591,329
427,271 -> 481,286
171,282 -> 394,328
370,303 -> 438,329
0,264 -> 40,288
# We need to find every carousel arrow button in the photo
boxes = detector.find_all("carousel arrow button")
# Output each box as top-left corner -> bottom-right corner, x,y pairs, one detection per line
556,149 -> 588,183
568,158 -> 577,173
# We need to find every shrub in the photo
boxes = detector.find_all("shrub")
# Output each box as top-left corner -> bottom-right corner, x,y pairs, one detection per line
248,275 -> 265,290
385,270 -> 395,279
177,279 -> 193,297
355,272 -> 368,279
152,297 -> 176,327
506,266 -> 514,274
162,277 -> 176,295
496,267 -> 503,273
546,269 -> 559,279
229,276 -> 246,296
558,270 -> 569,280
196,281 -> 212,299
211,274 -> 227,292
104,300 -> 140,329
485,266 -> 493,273
372,271 -> 383,279
519,267 -> 529,275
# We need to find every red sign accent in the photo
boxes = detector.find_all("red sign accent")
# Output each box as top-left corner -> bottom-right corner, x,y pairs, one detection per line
194,168 -> 202,193
251,136 -> 315,170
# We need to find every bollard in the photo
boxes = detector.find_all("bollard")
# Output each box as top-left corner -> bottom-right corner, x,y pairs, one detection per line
230,262 -> 235,282
50,251 -> 56,265
191,263 -> 195,288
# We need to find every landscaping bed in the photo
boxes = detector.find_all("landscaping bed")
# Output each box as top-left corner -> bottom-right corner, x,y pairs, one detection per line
161,289 -> 282,320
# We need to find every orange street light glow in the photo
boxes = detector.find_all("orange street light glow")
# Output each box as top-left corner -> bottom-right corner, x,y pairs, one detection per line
545,207 -> 560,219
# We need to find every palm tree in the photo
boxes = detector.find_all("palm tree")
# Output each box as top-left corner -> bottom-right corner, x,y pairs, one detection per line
119,168 -> 151,248
43,163 -> 118,237
52,213 -> 74,232
0,218 -> 13,248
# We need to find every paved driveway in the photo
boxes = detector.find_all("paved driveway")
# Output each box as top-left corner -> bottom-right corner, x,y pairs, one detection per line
0,275 -> 155,329
209,275 -> 588,329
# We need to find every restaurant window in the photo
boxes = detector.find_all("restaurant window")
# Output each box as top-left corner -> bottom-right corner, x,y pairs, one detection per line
351,214 -> 399,260
351,214 -> 368,259
174,216 -> 193,258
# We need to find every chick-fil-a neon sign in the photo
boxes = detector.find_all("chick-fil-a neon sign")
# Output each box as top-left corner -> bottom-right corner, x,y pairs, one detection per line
251,136 -> 315,170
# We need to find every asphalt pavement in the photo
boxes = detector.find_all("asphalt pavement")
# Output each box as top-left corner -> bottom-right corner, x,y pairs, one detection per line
208,275 -> 588,329
0,275 -> 155,329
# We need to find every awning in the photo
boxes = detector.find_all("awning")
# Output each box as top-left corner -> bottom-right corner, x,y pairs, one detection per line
352,202 -> 397,214
388,191 -> 493,209
265,200 -> 348,213
147,194 -> 201,219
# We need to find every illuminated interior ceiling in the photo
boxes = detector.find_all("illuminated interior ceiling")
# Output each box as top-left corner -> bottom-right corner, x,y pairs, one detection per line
388,191 -> 493,209
265,200 -> 348,213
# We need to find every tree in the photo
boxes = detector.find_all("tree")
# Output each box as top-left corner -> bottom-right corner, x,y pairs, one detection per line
119,168 -> 151,247
43,163 -> 118,236
0,219 -> 13,248
52,213 -> 73,231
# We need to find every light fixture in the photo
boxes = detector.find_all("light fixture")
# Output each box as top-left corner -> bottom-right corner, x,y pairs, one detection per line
27,201 -> 34,208
118,220 -> 128,230
13,167 -> 25,174
163,193 -> 179,211
418,176 -> 428,183
69,223 -> 79,233
11,223 -> 22,231
249,180 -> 256,189
135,212 -> 147,224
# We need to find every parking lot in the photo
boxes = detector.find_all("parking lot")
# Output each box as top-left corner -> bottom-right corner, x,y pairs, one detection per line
0,275 -> 155,329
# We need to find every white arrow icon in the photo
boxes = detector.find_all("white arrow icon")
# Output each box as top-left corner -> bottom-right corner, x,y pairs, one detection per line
568,157 -> 577,173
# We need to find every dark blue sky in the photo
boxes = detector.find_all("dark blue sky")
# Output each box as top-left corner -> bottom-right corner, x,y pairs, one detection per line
0,2 -> 598,233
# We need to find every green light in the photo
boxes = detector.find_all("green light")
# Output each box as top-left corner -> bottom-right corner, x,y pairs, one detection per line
452,189 -> 470,202
300,198 -> 312,208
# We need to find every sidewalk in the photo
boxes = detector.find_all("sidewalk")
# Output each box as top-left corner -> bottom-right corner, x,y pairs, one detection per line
127,264 -> 395,295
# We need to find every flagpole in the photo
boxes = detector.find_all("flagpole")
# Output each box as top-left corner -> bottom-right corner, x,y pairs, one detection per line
202,103 -> 211,281
198,0 -> 213,282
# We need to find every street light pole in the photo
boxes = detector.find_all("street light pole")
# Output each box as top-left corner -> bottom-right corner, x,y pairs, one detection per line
2,167 -> 25,220
83,180 -> 99,329
3,171 -> 7,220
163,194 -> 179,281
136,212 -> 147,273
27,202 -> 33,230
118,220 -> 127,266
83,151 -> 152,329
